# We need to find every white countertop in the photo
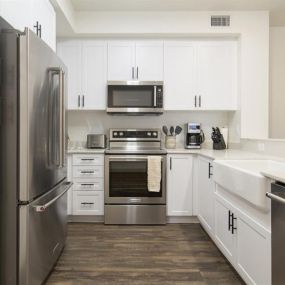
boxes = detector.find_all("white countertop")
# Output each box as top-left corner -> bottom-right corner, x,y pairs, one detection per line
67,147 -> 285,183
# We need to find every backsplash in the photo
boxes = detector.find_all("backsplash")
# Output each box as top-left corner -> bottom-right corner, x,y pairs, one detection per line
67,110 -> 234,148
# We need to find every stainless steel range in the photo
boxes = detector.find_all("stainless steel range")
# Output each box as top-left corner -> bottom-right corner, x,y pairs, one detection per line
105,129 -> 167,224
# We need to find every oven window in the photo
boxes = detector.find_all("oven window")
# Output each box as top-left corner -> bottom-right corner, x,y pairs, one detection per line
108,86 -> 154,107
109,161 -> 162,197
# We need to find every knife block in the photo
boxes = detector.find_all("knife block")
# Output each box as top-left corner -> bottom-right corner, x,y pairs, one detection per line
213,135 -> 226,150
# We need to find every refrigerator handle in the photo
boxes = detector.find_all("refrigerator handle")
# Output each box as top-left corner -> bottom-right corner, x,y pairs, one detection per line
49,67 -> 65,168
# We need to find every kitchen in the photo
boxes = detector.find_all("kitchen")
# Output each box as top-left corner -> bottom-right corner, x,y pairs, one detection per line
1,0 -> 285,284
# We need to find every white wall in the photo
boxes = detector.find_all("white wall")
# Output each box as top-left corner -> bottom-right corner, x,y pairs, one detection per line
269,27 -> 285,139
67,110 -> 230,148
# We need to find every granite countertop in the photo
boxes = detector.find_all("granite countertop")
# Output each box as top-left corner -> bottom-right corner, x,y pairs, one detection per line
67,148 -> 105,154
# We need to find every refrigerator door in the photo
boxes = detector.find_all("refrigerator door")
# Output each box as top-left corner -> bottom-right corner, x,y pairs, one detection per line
0,17 -> 18,285
19,179 -> 72,285
19,29 -> 68,202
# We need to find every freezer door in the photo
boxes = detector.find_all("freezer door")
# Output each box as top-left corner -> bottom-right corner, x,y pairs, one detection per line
19,29 -> 68,202
19,180 -> 72,285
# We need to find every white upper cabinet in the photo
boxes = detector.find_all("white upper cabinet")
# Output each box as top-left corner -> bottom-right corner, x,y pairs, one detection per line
57,41 -> 82,110
107,41 -> 164,81
167,155 -> 193,216
0,0 -> 56,50
82,41 -> 107,110
107,41 -> 135,81
164,39 -> 238,111
197,40 -> 237,110
135,42 -> 164,81
164,41 -> 196,110
57,40 -> 107,110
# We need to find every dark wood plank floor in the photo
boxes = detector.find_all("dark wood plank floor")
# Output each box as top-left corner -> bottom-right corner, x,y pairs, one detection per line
46,223 -> 245,285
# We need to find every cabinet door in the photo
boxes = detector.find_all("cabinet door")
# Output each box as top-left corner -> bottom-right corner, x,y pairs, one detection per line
164,41 -> 197,110
167,155 -> 193,216
214,197 -> 236,264
236,213 -> 271,285
82,41 -> 107,110
197,157 -> 214,233
107,41 -> 135,80
135,41 -> 163,81
197,40 -> 237,110
30,0 -> 56,51
0,0 -> 30,32
57,41 -> 82,110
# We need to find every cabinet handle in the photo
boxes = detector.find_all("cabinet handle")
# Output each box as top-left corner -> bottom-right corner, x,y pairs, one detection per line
81,184 -> 95,186
78,95 -> 80,107
194,96 -> 197,107
80,171 -> 95,174
132,67 -> 134,79
81,202 -> 94,205
231,213 -> 237,234
136,66 -> 139,79
81,158 -> 95,161
170,157 -> 172,170
38,24 -> 42,38
208,163 -> 213,179
82,95 -> 85,107
228,210 -> 232,231
199,95 -> 201,107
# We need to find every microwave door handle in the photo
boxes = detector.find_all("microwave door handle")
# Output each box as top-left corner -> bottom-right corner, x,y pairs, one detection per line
154,86 -> 157,107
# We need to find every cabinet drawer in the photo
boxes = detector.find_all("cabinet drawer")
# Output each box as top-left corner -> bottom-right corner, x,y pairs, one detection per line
73,191 -> 104,215
73,166 -> 104,178
73,154 -> 104,166
73,179 -> 104,191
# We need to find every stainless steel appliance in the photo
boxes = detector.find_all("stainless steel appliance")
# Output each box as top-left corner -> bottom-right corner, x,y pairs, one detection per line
87,134 -> 106,149
185,123 -> 205,149
107,81 -> 163,115
0,17 -> 72,285
105,129 -> 167,224
266,183 -> 285,284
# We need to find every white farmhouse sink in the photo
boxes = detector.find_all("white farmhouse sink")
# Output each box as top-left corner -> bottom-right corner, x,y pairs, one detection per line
213,160 -> 285,210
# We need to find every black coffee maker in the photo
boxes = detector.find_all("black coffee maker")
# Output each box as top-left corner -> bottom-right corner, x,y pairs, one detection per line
185,123 -> 205,149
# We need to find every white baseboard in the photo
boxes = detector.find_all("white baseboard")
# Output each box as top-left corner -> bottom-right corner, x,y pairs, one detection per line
68,215 -> 104,223
167,216 -> 199,224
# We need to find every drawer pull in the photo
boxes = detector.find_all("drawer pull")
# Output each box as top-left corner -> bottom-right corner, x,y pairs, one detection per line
81,183 -> 95,186
80,158 -> 95,161
81,202 -> 94,205
80,171 -> 95,174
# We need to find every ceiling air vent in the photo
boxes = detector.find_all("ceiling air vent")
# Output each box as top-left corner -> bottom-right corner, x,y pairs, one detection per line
211,15 -> 230,27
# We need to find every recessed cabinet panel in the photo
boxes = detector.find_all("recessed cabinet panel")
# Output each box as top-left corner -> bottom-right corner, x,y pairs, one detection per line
135,42 -> 164,81
197,157 -> 214,233
167,155 -> 193,216
164,42 -> 196,110
82,41 -> 107,110
197,41 -> 237,110
57,41 -> 82,109
107,41 -> 135,80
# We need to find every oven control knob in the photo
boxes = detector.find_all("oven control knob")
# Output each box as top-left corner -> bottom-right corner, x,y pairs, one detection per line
113,132 -> 118,137
152,132 -> 157,137
119,132 -> 124,137
147,132 -> 151,136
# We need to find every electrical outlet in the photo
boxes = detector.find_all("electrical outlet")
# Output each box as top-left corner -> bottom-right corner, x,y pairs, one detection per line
258,142 -> 265,152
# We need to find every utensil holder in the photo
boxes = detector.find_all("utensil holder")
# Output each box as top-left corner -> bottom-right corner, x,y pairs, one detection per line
165,136 -> 176,149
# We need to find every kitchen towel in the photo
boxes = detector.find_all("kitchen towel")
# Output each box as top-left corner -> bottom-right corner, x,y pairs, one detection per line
147,156 -> 162,192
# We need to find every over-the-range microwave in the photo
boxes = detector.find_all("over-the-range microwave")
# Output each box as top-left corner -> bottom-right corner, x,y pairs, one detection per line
107,81 -> 163,115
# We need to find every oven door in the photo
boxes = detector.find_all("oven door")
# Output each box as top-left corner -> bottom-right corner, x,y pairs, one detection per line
105,155 -> 166,204
107,83 -> 163,114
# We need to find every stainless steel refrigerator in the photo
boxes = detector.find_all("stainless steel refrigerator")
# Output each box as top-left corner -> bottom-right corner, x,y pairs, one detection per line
0,17 -> 72,285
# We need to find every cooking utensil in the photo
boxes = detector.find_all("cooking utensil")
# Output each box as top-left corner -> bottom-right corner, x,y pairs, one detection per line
175,126 -> 182,135
170,126 -> 174,136
162,126 -> 168,136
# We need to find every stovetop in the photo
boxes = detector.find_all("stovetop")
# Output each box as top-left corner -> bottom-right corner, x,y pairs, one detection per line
105,148 -> 167,155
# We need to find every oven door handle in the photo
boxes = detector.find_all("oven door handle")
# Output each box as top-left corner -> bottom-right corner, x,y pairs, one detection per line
107,156 -> 152,161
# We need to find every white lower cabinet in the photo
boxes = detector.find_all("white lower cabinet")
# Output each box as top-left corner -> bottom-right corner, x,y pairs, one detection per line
214,193 -> 271,285
167,155 -> 193,216
68,154 -> 104,216
197,156 -> 214,234
73,191 -> 104,215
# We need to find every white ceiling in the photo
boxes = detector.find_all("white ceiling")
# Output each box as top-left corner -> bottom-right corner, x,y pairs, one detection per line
70,0 -> 285,26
